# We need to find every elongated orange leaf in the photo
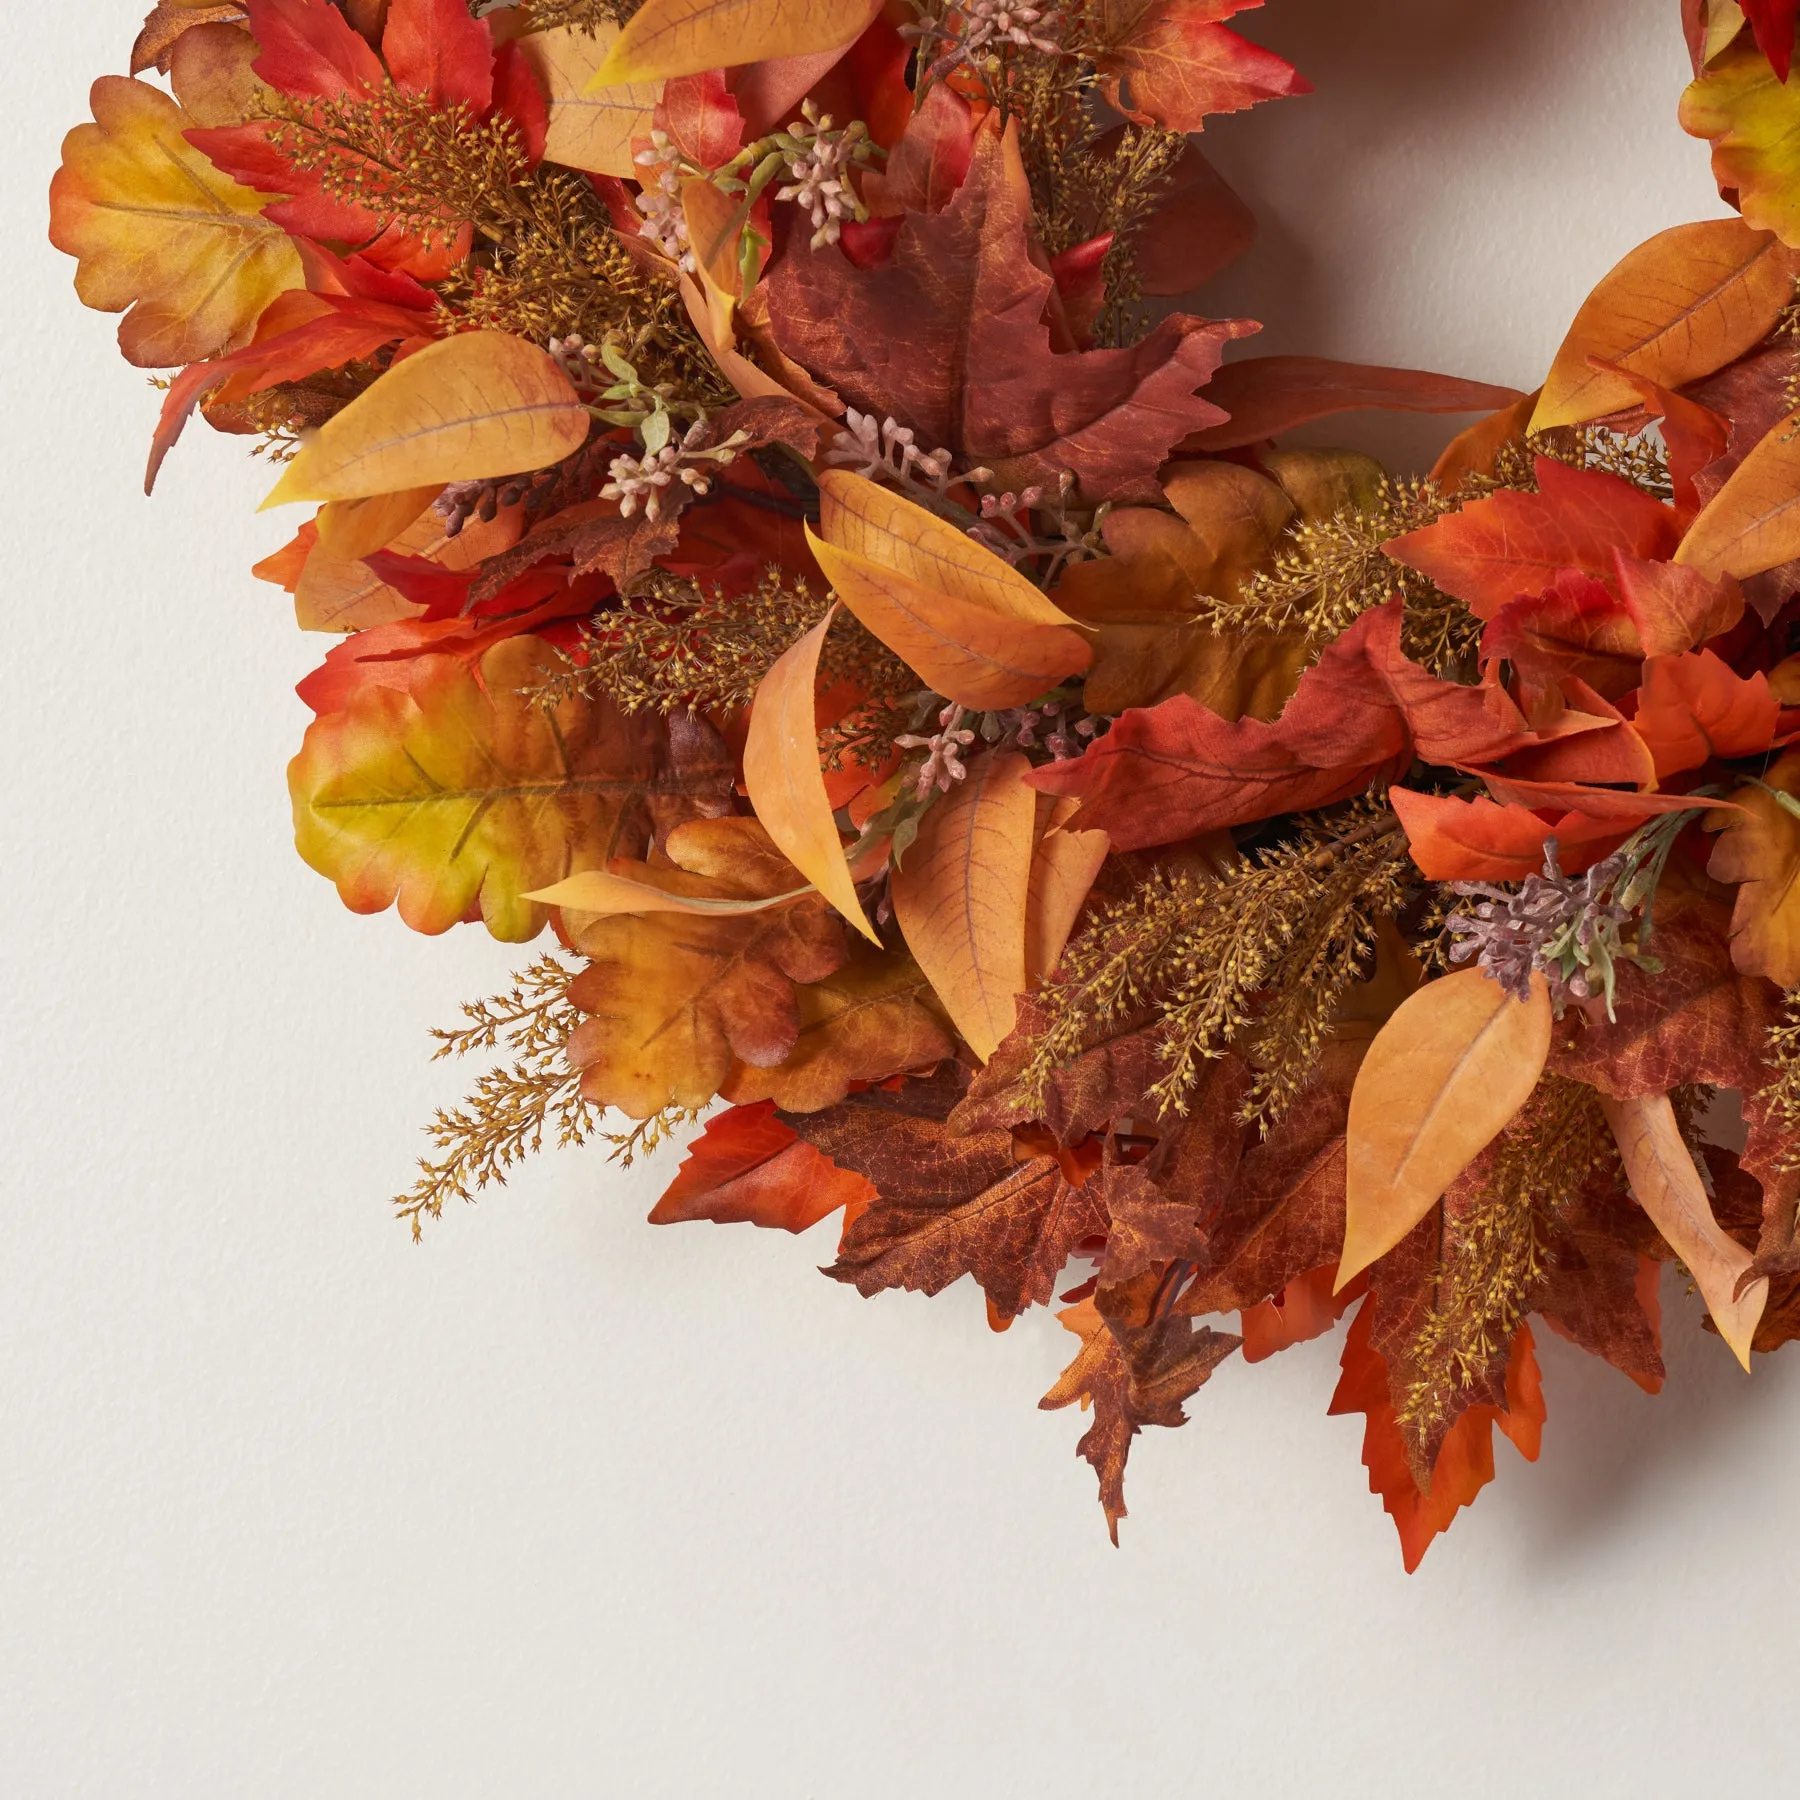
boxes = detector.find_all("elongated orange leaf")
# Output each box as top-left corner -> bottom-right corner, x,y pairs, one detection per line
1337,969 -> 1553,1289
817,470 -> 1079,627
50,76 -> 302,368
806,529 -> 1091,708
1025,808 -> 1109,983
517,24 -> 657,177
263,333 -> 590,506
591,0 -> 878,86
1600,1092 -> 1767,1370
743,606 -> 879,943
526,867 -> 810,915
891,751 -> 1037,1060
1676,403 -> 1800,579
1533,220 -> 1798,430
315,485 -> 442,561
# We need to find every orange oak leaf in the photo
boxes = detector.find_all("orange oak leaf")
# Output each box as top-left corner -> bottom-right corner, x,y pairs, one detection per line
50,75 -> 303,368
1481,570 -> 1646,704
1682,37 -> 1800,248
1178,356 -> 1523,454
1532,219 -> 1800,430
289,638 -> 733,940
1385,456 -> 1682,618
1040,1296 -> 1240,1544
1337,969 -> 1554,1288
564,819 -> 850,1118
890,750 -> 1037,1060
1707,751 -> 1800,983
743,606 -> 880,943
767,117 -> 1256,502
1613,552 -> 1745,656
650,1102 -> 877,1232
264,332 -> 590,505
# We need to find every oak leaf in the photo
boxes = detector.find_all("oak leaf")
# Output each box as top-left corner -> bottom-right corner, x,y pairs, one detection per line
264,332 -> 590,505
1337,969 -> 1554,1288
1632,649 -> 1778,778
890,751 -> 1037,1061
1707,750 -> 1800,983
1040,1297 -> 1240,1544
289,637 -> 733,939
50,76 -> 303,368
1532,219 -> 1799,429
1682,37 -> 1800,247
767,117 -> 1255,503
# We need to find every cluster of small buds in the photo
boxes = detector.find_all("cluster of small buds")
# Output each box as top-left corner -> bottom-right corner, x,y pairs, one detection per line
895,703 -> 978,800
1447,841 -> 1638,1014
902,0 -> 1066,78
600,418 -> 752,522
981,694 -> 1103,760
773,101 -> 875,249
968,470 -> 1106,583
631,130 -> 694,271
825,410 -> 989,501
434,466 -> 565,537
546,331 -> 607,393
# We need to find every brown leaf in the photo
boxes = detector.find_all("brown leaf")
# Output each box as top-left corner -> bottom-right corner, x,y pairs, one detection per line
1096,1159 -> 1208,1286
767,117 -> 1254,502
1039,1297 -> 1240,1544
1706,752 -> 1800,985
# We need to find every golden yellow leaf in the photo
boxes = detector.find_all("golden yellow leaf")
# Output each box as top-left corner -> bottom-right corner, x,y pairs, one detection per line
1682,40 -> 1800,248
49,76 -> 302,368
590,0 -> 878,88
1025,800 -> 1109,983
1675,402 -> 1800,580
263,333 -> 590,507
818,471 -> 1077,627
1532,219 -> 1798,430
528,868 -> 810,916
743,607 -> 880,943
806,531 -> 1092,709
1706,751 -> 1800,984
1336,968 -> 1554,1289
891,750 -> 1037,1061
315,486 -> 443,561
1601,1091 -> 1767,1370
515,24 -> 657,177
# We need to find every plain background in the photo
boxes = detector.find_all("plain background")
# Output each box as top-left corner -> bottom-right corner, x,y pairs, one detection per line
5,1 -> 1795,1794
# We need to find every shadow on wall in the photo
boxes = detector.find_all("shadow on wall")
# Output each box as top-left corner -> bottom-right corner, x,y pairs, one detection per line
1514,1277 -> 1800,1572
1185,0 -> 1716,472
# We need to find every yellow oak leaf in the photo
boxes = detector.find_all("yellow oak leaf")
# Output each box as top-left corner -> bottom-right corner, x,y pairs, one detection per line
289,636 -> 732,940
891,749 -> 1037,1060
1337,968 -> 1553,1289
1533,219 -> 1799,429
49,75 -> 302,368
1707,751 -> 1800,984
263,333 -> 591,506
1682,39 -> 1800,247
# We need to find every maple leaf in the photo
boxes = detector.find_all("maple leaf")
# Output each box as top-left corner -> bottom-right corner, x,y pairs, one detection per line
796,1072 -> 1109,1318
1040,1296 -> 1240,1544
50,76 -> 303,368
1632,650 -> 1778,779
1092,0 -> 1310,134
649,1101 -> 878,1232
289,637 -> 734,940
564,817 -> 850,1117
766,117 -> 1255,503
1385,457 -> 1682,619
1329,1300 -> 1543,1572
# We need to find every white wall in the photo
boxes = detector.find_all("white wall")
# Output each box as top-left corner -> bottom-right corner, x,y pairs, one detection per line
3,4 -> 1789,1795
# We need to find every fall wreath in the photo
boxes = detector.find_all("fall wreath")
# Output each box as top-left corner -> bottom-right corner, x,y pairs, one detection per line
48,0 -> 1800,1568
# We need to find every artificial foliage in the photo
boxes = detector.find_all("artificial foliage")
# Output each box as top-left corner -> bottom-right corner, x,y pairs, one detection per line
49,0 -> 1800,1567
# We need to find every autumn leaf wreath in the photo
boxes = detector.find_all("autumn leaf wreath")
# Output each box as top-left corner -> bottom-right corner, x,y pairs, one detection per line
49,0 -> 1800,1565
